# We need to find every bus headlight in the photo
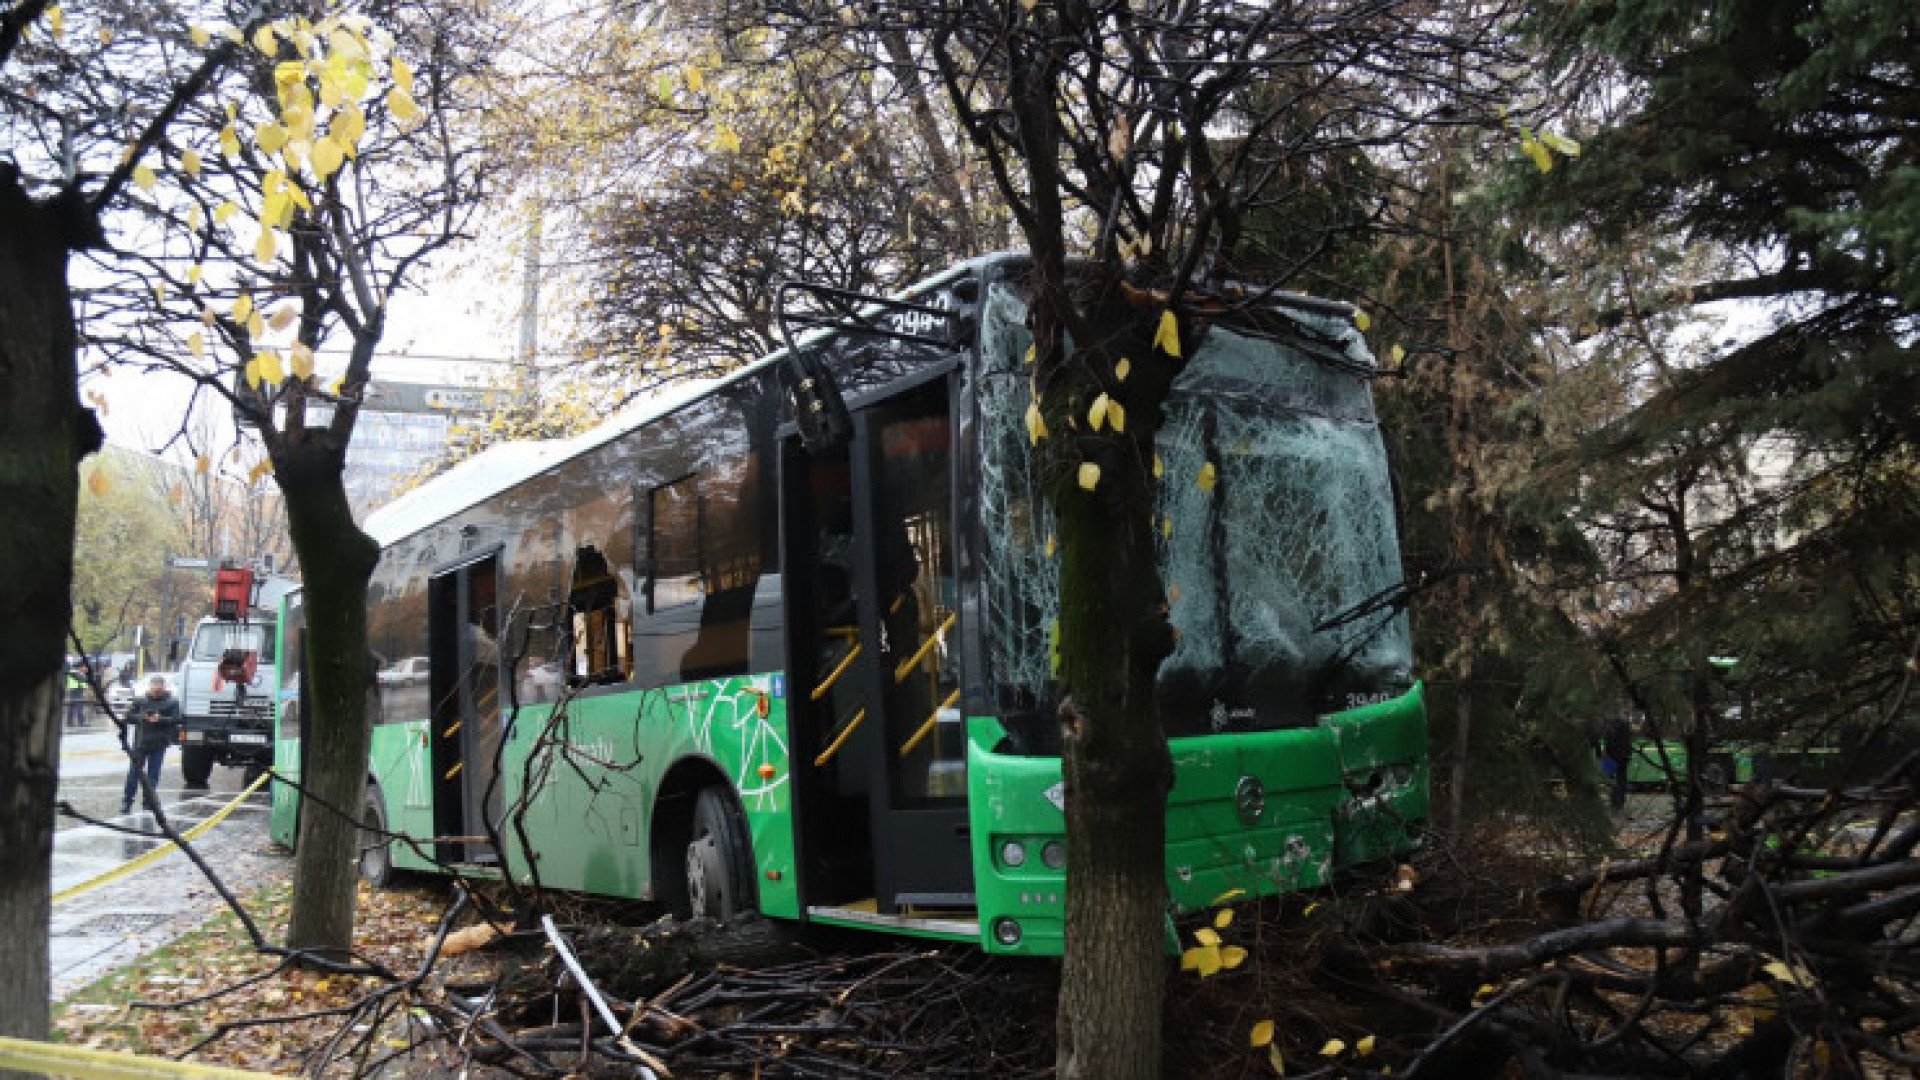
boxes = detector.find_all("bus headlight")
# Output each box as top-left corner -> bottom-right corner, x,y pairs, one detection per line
1041,840 -> 1066,870
993,917 -> 1022,946
999,840 -> 1027,868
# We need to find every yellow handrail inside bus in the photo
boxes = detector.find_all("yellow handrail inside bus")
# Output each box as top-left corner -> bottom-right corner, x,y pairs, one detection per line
894,611 -> 958,683
813,707 -> 868,767
899,688 -> 962,758
811,641 -> 862,701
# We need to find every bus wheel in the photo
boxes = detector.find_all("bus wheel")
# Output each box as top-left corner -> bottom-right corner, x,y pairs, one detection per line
359,789 -> 395,887
180,745 -> 214,787
686,788 -> 753,922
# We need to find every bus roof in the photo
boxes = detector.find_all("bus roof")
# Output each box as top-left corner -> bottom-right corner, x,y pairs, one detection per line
360,257 -> 992,550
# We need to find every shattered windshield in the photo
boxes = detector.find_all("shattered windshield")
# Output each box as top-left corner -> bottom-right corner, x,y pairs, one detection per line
976,281 -> 1412,736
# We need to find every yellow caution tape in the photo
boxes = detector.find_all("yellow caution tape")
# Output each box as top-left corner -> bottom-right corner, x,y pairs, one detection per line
0,1036 -> 279,1079
53,769 -> 275,906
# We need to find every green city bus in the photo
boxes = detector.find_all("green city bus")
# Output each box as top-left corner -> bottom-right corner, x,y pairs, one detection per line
270,253 -> 1427,955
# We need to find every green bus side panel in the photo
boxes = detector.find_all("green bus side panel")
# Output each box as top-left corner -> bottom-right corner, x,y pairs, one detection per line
966,684 -> 1428,956
374,721 -> 436,872
270,736 -> 300,848
360,675 -> 798,917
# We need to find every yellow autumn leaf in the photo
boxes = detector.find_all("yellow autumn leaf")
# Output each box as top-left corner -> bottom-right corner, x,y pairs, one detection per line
219,125 -> 240,159
1211,887 -> 1247,904
312,135 -> 344,178
188,331 -> 205,357
685,64 -> 705,93
132,164 -> 157,192
243,356 -> 262,390
1153,453 -> 1164,479
1539,130 -> 1581,157
1197,461 -> 1218,492
194,454 -> 211,474
231,294 -> 253,323
1108,399 -> 1126,433
1044,535 -> 1056,559
1354,308 -> 1372,332
48,6 -> 64,38
1268,1043 -> 1285,1075
86,467 -> 108,496
392,55 -> 415,94
256,121 -> 288,155
1077,461 -> 1101,491
180,149 -> 202,177
1473,983 -> 1497,1004
1320,1039 -> 1346,1057
1389,343 -> 1406,366
1214,908 -> 1234,930
1024,400 -> 1049,445
1153,310 -> 1181,358
247,458 -> 273,485
1024,344 -> 1035,365
267,305 -> 297,332
1087,392 -> 1110,432
187,204 -> 204,230
335,100 -> 366,148
214,200 -> 241,224
1521,132 -> 1553,173
255,228 -> 276,263
713,125 -> 741,153
1221,945 -> 1248,970
289,342 -> 315,378
1115,356 -> 1131,381
387,87 -> 420,124
153,282 -> 167,305
282,102 -> 314,142
252,24 -> 277,55
255,349 -> 284,384
97,26 -> 110,45
1193,927 -> 1221,947
1184,943 -> 1222,977
190,24 -> 211,47
1249,1020 -> 1275,1048
1356,1035 -> 1376,1057
1761,960 -> 1813,989
1162,516 -> 1172,538
247,312 -> 265,338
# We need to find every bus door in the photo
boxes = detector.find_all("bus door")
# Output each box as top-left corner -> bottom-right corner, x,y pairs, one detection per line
786,375 -> 971,915
427,552 -> 503,865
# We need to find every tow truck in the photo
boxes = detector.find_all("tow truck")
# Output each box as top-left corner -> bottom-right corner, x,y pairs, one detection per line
176,563 -> 297,788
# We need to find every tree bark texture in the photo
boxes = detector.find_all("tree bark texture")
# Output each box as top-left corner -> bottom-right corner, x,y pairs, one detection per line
1048,312 -> 1175,1080
278,441 -> 381,959
0,168 -> 97,1051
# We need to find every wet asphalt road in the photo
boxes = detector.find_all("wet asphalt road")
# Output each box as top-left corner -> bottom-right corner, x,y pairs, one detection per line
51,716 -> 290,999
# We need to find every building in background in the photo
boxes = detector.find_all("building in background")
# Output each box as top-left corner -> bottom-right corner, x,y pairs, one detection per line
347,381 -> 507,516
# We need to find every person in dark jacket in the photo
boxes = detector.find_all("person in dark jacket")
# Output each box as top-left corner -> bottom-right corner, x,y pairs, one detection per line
1601,717 -> 1634,814
121,675 -> 181,814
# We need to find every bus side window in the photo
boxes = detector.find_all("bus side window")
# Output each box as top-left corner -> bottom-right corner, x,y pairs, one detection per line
568,546 -> 631,686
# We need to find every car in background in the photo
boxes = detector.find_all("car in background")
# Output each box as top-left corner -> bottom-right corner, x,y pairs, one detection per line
105,671 -> 180,717
378,656 -> 431,688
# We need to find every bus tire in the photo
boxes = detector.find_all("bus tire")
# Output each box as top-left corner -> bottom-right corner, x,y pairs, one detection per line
359,788 -> 396,888
180,745 -> 214,787
686,788 -> 753,922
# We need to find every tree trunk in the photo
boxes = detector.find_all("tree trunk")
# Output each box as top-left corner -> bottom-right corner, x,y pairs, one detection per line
1050,318 -> 1174,1080
278,441 -> 380,960
0,169 -> 97,1051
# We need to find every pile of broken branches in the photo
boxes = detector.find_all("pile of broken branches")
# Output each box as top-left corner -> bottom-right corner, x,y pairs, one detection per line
423,915 -> 1056,1078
